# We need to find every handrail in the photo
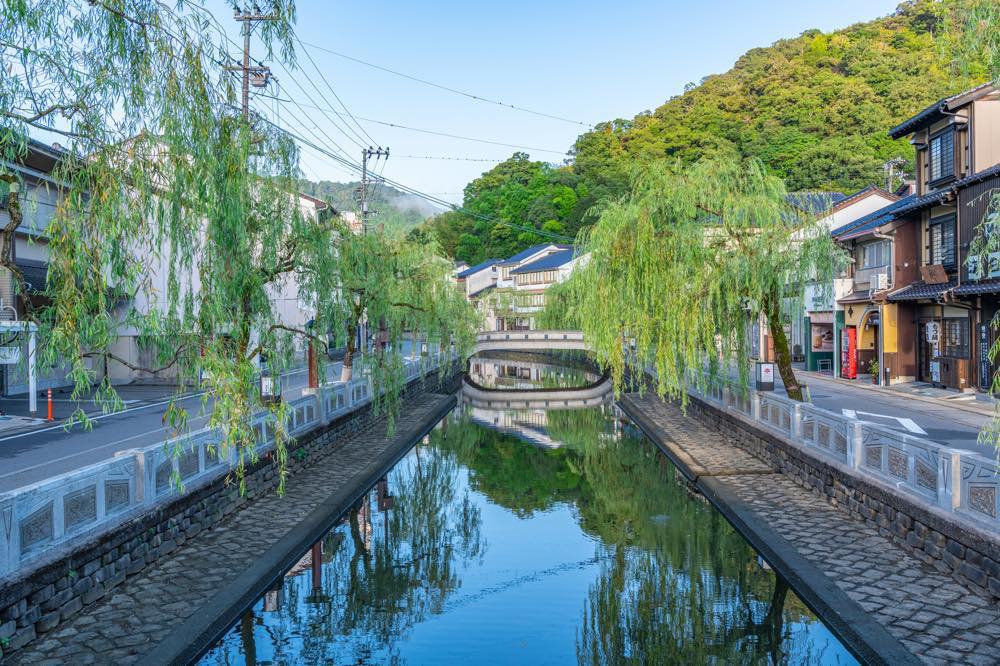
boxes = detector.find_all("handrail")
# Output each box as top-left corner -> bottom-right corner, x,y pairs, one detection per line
0,351 -> 455,578
675,366 -> 999,534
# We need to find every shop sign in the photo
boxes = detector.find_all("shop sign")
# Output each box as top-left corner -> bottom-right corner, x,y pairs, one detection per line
756,362 -> 774,391
979,323 -> 992,391
0,347 -> 20,364
925,321 -> 940,343
930,360 -> 941,384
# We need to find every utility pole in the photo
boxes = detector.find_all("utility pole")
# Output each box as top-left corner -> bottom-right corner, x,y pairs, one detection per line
227,5 -> 280,120
359,146 -> 389,234
883,157 -> 907,192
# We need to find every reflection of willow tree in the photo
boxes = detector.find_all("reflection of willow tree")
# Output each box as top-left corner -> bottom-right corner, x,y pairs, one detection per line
435,412 -> 584,517
248,443 -> 485,664
440,408 -> 823,664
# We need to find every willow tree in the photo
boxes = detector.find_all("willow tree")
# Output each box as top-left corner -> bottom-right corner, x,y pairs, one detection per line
546,157 -> 843,402
319,224 -> 478,418
0,1 -> 473,491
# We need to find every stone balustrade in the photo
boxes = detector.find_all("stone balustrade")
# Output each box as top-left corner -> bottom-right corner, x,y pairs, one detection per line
685,372 -> 999,533
0,353 -> 441,579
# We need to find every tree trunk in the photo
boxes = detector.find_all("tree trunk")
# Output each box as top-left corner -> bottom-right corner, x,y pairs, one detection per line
340,327 -> 355,381
764,296 -> 803,401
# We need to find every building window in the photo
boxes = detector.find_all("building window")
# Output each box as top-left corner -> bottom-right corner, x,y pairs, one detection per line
515,270 -> 557,286
929,129 -> 955,182
860,240 -> 890,268
929,215 -> 956,267
941,318 -> 969,358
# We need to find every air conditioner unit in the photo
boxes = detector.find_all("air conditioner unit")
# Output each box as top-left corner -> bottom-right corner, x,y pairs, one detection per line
875,272 -> 889,290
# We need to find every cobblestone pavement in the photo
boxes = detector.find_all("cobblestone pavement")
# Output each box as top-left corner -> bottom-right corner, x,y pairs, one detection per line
623,393 -> 1000,666
6,393 -> 453,665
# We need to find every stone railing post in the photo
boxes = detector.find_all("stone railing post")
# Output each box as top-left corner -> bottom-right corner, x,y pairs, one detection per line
0,495 -> 14,576
790,403 -> 802,441
848,421 -> 864,470
133,449 -> 147,504
938,449 -> 963,512
751,391 -> 761,422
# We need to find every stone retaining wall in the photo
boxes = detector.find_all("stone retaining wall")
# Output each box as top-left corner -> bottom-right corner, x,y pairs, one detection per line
685,394 -> 1000,603
0,369 -> 461,659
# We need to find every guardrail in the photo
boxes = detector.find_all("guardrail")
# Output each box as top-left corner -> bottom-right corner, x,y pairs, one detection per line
679,369 -> 999,532
0,351 -> 449,577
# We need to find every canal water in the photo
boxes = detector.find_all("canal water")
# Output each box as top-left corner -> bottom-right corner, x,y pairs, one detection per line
200,352 -> 857,665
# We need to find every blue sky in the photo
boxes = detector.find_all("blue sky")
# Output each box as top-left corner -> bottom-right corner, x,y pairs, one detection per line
216,0 -> 903,204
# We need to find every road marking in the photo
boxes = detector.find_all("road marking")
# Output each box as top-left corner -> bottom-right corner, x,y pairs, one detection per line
0,365 -> 320,445
0,414 -> 215,481
842,409 -> 927,435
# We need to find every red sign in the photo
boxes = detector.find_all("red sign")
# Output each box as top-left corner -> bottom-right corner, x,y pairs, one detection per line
842,327 -> 857,379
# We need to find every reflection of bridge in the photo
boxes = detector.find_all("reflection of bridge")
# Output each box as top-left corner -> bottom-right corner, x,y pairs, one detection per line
460,374 -> 613,410
468,351 -> 602,390
472,330 -> 590,356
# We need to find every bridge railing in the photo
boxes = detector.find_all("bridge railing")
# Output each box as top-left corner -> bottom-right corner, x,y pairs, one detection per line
0,352 -> 453,579
677,368 -> 999,533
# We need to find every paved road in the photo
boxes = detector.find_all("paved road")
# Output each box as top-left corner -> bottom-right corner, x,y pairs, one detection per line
0,362 -> 343,493
777,372 -> 994,458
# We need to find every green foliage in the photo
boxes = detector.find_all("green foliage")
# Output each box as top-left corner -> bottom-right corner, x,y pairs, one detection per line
0,1 -> 476,494
544,156 -> 846,401
297,179 -> 438,233
423,0 -> 986,261
417,153 -> 587,263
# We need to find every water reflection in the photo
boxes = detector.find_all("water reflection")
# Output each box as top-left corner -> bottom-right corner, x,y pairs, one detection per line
201,356 -> 855,665
467,351 -> 602,390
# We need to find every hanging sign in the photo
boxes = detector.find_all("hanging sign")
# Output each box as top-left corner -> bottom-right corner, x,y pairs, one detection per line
979,323 -> 992,391
0,347 -> 20,364
925,322 -> 940,343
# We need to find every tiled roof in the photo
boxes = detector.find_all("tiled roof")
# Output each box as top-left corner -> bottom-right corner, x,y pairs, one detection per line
952,162 -> 1000,189
831,195 -> 917,239
510,249 -> 576,274
498,243 -> 573,266
885,190 -> 952,219
887,280 -> 957,302
467,284 -> 496,298
837,290 -> 874,304
889,82 -> 996,139
954,279 -> 1000,296
456,258 -> 502,279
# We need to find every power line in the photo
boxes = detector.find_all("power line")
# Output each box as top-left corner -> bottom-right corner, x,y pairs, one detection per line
396,155 -> 504,163
290,31 -> 378,147
297,39 -> 593,129
252,112 -> 573,242
277,97 -> 570,155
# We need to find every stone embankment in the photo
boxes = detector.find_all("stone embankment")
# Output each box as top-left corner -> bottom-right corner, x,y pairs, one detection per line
620,392 -> 1000,666
1,371 -> 459,665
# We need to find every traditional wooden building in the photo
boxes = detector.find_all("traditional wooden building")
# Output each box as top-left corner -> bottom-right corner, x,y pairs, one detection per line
880,83 -> 1000,391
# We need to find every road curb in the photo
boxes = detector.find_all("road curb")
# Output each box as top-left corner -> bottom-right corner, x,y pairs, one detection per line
142,393 -> 457,666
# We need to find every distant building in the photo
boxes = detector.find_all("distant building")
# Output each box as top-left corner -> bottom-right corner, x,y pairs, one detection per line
475,243 -> 585,331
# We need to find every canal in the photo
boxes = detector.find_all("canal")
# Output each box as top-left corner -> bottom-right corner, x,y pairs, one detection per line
200,352 -> 856,665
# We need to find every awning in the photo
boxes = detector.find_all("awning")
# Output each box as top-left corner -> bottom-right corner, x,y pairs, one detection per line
887,280 -> 957,302
838,290 -> 873,304
953,279 -> 1000,296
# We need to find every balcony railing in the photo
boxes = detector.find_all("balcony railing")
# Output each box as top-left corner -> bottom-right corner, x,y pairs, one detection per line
853,264 -> 891,290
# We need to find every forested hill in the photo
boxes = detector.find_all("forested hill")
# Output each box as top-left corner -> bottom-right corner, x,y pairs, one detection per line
298,179 -> 442,232
416,0 -> 988,265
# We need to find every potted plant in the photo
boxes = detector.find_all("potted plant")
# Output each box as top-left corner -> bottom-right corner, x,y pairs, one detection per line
867,359 -> 879,384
